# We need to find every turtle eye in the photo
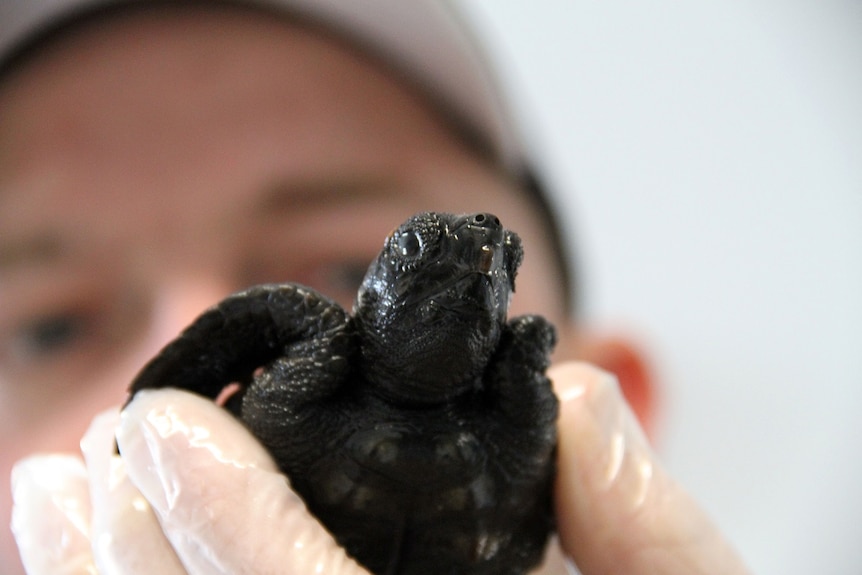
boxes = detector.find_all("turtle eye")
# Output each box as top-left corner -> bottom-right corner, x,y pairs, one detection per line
395,229 -> 423,258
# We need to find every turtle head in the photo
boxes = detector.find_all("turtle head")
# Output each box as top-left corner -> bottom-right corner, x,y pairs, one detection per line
354,211 -> 522,404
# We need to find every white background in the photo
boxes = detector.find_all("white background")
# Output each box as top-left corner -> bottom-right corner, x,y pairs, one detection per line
459,1 -> 862,573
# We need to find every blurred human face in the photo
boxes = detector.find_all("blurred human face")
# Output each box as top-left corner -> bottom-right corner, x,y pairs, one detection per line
0,5 -> 568,571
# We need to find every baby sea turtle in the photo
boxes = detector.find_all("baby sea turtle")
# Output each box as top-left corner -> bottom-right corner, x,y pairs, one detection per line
126,211 -> 559,575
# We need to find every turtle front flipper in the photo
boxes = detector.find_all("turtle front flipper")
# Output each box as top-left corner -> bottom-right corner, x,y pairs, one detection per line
126,283 -> 350,409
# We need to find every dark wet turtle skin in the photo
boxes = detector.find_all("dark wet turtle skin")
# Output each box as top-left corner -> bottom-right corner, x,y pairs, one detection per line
126,212 -> 559,575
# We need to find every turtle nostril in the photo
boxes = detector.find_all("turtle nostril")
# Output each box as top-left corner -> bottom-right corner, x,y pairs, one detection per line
470,213 -> 501,229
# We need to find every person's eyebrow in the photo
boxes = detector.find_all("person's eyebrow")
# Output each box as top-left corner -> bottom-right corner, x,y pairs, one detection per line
0,233 -> 64,273
253,176 -> 402,216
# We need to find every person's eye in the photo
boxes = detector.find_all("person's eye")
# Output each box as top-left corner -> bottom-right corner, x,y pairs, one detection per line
7,312 -> 93,362
0,289 -> 148,385
301,259 -> 372,308
1,304 -> 111,372
320,260 -> 370,293
240,257 -> 372,309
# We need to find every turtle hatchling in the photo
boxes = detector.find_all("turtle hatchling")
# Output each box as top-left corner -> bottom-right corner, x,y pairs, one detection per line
126,211 -> 559,575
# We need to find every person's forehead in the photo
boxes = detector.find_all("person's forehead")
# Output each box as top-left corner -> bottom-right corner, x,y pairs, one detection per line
0,4 -> 494,177
0,7 -> 526,243
0,2 -> 576,315
1,6 -> 414,101
0,0 -> 514,170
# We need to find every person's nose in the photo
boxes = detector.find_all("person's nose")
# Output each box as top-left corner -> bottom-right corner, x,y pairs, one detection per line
148,278 -> 234,350
78,278 -> 238,417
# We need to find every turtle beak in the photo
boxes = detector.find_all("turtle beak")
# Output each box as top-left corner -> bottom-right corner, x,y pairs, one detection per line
452,212 -> 506,277
478,244 -> 496,274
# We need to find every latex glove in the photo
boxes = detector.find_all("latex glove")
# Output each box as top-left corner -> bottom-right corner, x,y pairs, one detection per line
11,363 -> 751,575
12,389 -> 369,575
11,392 -> 568,575
549,362 -> 751,575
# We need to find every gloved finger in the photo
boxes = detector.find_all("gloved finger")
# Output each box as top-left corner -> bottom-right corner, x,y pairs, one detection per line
117,388 -> 371,575
81,408 -> 186,574
550,362 -> 750,575
10,454 -> 97,575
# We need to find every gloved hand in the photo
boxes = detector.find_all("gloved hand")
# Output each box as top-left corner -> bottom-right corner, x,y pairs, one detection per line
10,362 -> 751,575
548,362 -> 751,574
12,389 -> 369,575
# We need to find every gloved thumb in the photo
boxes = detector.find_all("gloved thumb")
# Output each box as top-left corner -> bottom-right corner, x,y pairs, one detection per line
550,362 -> 750,575
117,388 -> 370,575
